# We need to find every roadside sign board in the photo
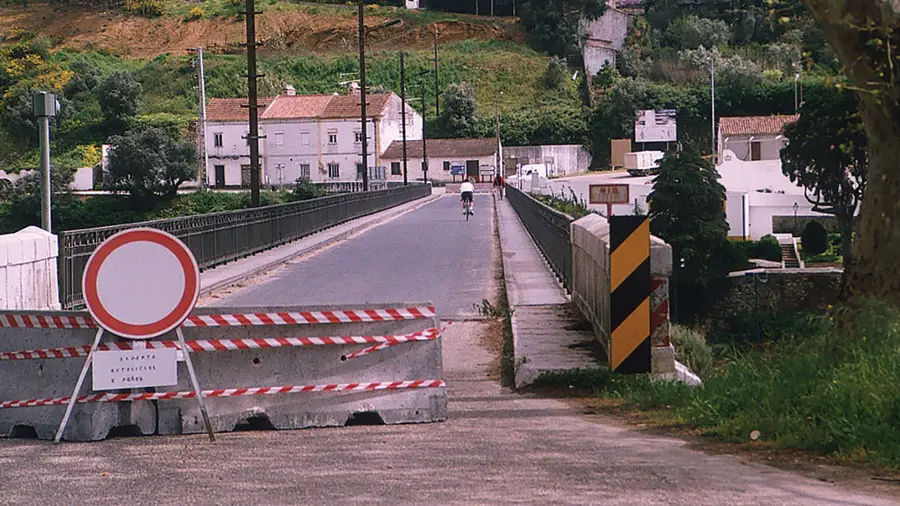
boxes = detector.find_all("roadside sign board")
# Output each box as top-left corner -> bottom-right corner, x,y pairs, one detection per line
450,162 -> 465,176
589,184 -> 630,217
92,348 -> 179,391
82,228 -> 200,340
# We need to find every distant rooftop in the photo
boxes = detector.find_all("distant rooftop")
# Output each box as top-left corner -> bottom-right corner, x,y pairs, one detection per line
720,115 -> 799,136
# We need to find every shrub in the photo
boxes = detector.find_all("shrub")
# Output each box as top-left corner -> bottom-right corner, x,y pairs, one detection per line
542,56 -> 566,90
801,221 -> 828,255
671,325 -> 713,378
293,180 -> 327,200
753,234 -> 782,261
185,7 -> 205,22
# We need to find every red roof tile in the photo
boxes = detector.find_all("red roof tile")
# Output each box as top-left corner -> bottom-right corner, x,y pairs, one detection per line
321,93 -> 392,119
720,115 -> 799,136
206,98 -> 272,122
382,138 -> 498,159
262,95 -> 333,120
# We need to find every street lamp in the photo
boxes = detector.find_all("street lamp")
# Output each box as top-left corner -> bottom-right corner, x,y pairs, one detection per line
793,202 -> 799,233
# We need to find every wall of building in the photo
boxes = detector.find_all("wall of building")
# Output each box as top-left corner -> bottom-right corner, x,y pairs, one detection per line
0,227 -> 60,310
583,8 -> 629,77
504,145 -> 592,176
258,119 -> 320,186
721,134 -> 786,162
385,154 -> 496,183
206,121 -> 252,187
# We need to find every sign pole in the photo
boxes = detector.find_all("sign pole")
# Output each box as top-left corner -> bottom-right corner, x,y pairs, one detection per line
54,328 -> 104,444
607,204 -> 612,218
177,327 -> 215,442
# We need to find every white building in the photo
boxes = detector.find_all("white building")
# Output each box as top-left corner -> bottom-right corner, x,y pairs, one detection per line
381,138 -> 501,183
718,115 -> 798,163
205,86 -> 423,188
503,145 -> 592,178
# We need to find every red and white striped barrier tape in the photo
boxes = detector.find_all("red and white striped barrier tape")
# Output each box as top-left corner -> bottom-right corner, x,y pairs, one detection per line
0,328 -> 441,361
0,314 -> 95,329
182,307 -> 436,327
0,380 -> 446,409
0,307 -> 436,329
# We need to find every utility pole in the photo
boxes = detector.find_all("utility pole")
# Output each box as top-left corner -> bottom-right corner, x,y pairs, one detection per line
33,91 -> 57,232
358,1 -> 369,191
400,51 -> 408,186
710,50 -> 716,165
475,0 -> 478,15
433,27 -> 440,117
245,0 -> 262,206
421,81 -> 428,183
491,0 -> 494,16
190,47 -> 209,191
495,95 -> 501,178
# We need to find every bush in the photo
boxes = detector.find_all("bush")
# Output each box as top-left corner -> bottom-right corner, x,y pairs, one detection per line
293,180 -> 327,200
753,235 -> 782,261
185,7 -> 205,21
671,325 -> 713,378
542,56 -> 566,90
105,126 -> 196,200
801,221 -> 828,256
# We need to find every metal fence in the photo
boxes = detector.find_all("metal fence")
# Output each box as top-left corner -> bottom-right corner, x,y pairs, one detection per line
58,184 -> 431,309
310,181 -> 405,194
505,184 -> 574,291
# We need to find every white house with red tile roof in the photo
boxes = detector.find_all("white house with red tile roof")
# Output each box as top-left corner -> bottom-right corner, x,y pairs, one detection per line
718,114 -> 799,164
205,85 -> 422,188
381,138 -> 501,183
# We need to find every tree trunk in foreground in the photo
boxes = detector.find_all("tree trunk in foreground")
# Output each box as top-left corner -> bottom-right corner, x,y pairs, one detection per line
804,0 -> 900,306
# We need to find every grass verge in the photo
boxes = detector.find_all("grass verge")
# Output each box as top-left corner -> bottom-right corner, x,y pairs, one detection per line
532,301 -> 900,470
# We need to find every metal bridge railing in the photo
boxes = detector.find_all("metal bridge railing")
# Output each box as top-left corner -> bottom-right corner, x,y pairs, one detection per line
58,184 -> 430,309
505,184 -> 574,291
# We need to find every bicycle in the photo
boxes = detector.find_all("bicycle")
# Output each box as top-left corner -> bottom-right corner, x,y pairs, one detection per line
463,199 -> 474,221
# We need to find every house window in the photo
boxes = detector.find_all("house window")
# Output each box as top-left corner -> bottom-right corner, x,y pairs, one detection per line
300,131 -> 310,146
275,132 -> 284,146
300,164 -> 311,181
213,133 -> 223,147
328,163 -> 340,179
355,131 -> 363,143
443,161 -> 451,171
391,162 -> 401,176
328,131 -> 338,145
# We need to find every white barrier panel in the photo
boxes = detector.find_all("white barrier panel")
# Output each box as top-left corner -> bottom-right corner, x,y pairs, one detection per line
0,227 -> 60,311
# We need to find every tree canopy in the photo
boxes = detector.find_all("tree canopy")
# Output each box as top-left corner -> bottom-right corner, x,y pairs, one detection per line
781,84 -> 866,268
106,126 -> 195,200
648,149 -> 733,322
520,0 -> 606,57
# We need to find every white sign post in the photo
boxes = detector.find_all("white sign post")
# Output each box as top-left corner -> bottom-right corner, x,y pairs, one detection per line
54,228 -> 215,443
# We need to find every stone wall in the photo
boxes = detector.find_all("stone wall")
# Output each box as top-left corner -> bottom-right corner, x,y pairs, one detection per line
772,215 -> 859,235
709,268 -> 842,327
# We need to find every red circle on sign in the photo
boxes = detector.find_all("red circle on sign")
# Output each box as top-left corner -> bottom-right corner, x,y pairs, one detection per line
82,228 -> 199,339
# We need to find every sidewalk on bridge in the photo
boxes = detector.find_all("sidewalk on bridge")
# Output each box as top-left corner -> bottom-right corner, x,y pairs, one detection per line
494,195 -> 599,389
199,189 -> 443,297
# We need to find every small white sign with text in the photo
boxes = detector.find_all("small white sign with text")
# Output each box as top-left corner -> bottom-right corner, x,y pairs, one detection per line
92,348 -> 178,391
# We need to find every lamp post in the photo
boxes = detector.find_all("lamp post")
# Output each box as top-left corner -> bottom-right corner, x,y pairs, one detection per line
793,202 -> 799,233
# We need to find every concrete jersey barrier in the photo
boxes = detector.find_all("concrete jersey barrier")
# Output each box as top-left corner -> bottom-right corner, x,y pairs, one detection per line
0,302 -> 447,441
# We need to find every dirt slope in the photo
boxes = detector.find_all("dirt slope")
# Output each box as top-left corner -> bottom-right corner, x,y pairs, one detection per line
0,4 -> 523,58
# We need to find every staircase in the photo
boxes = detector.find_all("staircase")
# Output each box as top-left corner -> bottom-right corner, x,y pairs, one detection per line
781,244 -> 801,268
773,233 -> 803,269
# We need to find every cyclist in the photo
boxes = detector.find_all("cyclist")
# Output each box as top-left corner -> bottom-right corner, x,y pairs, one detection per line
460,177 -> 475,215
493,173 -> 504,199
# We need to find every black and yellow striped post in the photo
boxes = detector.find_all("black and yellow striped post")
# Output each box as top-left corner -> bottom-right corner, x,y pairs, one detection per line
609,215 -> 651,374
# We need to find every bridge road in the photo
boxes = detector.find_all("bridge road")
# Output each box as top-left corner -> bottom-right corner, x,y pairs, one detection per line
216,194 -> 496,319
1,194 -> 897,504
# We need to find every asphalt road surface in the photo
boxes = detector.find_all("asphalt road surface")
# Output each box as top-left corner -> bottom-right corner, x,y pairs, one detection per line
217,194 -> 495,319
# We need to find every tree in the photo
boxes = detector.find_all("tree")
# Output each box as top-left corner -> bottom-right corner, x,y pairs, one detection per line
520,0 -> 606,57
648,149 -> 733,322
781,85 -> 865,269
64,60 -> 101,96
106,126 -> 195,200
798,1 -> 900,306
438,83 -> 478,138
97,71 -> 142,121
801,221 -> 829,256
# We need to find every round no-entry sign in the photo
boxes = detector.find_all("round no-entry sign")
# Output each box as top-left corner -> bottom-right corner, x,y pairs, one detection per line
82,228 -> 200,339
